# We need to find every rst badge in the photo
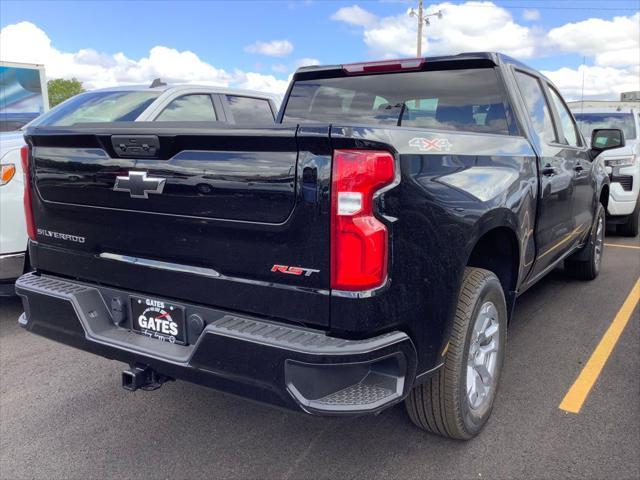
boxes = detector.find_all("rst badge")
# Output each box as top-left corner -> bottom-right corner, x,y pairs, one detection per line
271,264 -> 320,277
113,171 -> 166,199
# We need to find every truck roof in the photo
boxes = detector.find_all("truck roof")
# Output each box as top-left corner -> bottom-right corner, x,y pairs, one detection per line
90,84 -> 281,103
296,52 -> 535,74
292,51 -> 551,86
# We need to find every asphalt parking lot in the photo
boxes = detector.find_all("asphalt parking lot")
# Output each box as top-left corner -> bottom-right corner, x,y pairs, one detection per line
1,234 -> 638,480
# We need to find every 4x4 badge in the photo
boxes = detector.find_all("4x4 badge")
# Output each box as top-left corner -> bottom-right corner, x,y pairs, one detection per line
409,137 -> 453,152
113,171 -> 166,199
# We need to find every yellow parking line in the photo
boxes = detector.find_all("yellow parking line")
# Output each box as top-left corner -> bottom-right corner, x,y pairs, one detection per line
559,278 -> 640,414
604,243 -> 640,250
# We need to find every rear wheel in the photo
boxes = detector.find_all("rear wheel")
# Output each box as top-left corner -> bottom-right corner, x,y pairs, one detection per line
565,204 -> 605,280
405,267 -> 507,439
617,199 -> 639,237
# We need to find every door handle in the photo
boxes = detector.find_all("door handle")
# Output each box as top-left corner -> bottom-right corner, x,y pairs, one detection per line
542,164 -> 556,176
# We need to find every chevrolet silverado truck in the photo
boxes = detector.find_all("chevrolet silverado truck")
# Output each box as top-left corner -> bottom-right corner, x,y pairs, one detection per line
16,53 -> 625,439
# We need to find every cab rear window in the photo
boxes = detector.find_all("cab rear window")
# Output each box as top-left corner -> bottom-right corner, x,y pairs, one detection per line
32,91 -> 160,127
282,68 -> 511,135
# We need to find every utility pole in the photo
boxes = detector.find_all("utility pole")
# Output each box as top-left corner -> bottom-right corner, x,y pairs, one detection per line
409,1 -> 443,58
416,0 -> 424,57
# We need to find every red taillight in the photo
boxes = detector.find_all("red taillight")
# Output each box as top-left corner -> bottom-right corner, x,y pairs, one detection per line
342,58 -> 424,75
331,150 -> 395,291
20,145 -> 36,241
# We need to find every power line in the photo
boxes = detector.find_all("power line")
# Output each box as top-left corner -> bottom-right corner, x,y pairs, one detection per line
494,0 -> 638,3
401,0 -> 640,10
383,0 -> 638,4
452,4 -> 639,10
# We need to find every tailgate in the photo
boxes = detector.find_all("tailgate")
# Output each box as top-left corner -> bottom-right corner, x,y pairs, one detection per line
25,123 -> 332,327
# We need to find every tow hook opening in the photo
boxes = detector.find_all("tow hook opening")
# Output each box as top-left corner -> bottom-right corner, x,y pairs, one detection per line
122,364 -> 173,391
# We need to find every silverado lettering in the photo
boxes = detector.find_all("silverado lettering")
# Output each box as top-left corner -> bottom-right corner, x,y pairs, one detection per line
36,229 -> 85,243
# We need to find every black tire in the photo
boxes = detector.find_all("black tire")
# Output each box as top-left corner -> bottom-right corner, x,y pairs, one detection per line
565,204 -> 605,280
617,199 -> 639,237
405,267 -> 507,439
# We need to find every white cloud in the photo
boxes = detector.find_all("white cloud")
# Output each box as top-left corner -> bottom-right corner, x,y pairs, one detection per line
234,71 -> 291,95
543,64 -> 640,101
332,2 -> 538,59
294,57 -> 321,68
331,5 -> 378,27
330,3 -> 640,100
244,40 -> 294,57
522,9 -> 540,21
0,22 -> 290,94
543,12 -> 639,100
547,13 -> 640,67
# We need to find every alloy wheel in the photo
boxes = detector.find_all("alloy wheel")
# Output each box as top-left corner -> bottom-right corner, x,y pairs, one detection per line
466,301 -> 500,413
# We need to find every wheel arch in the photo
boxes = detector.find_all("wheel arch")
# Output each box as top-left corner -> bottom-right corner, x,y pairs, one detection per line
465,215 -> 521,320
599,183 -> 609,210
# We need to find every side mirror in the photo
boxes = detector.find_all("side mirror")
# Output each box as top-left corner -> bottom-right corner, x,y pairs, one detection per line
590,128 -> 625,158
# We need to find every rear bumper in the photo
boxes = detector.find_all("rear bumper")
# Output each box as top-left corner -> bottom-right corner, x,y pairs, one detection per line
16,272 -> 418,415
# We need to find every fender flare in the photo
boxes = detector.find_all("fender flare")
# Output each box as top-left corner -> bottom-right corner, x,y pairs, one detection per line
463,209 -> 522,318
463,208 -> 522,265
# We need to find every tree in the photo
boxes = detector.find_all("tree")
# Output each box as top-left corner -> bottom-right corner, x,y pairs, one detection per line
47,78 -> 85,107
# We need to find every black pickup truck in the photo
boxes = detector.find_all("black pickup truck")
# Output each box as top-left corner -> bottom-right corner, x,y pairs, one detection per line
17,53 -> 625,439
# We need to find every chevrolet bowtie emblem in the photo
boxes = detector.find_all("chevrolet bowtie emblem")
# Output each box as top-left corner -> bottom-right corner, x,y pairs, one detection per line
113,171 -> 166,199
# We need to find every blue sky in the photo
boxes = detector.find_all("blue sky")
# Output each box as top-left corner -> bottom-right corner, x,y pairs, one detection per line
1,0 -> 638,98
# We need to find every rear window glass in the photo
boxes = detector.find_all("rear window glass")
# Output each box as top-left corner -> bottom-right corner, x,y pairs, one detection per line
156,94 -> 217,121
573,112 -> 637,141
227,95 -> 274,124
31,91 -> 160,127
282,68 -> 510,135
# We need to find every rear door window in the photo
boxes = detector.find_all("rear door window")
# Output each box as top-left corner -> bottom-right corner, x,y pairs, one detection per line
547,86 -> 580,147
282,68 -> 511,135
226,95 -> 275,124
156,94 -> 217,121
514,71 -> 556,144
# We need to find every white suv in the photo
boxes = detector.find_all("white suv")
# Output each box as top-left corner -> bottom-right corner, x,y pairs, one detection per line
572,106 -> 640,236
0,83 -> 281,295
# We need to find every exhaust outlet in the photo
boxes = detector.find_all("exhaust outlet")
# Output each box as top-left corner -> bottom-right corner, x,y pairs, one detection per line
122,365 -> 172,391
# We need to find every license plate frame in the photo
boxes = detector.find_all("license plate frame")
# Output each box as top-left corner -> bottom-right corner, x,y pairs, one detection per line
130,296 -> 186,345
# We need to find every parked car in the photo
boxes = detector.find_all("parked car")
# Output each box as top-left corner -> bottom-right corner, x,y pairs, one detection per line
0,83 -> 280,295
16,53 -> 624,439
571,105 -> 639,236
0,132 -> 29,295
